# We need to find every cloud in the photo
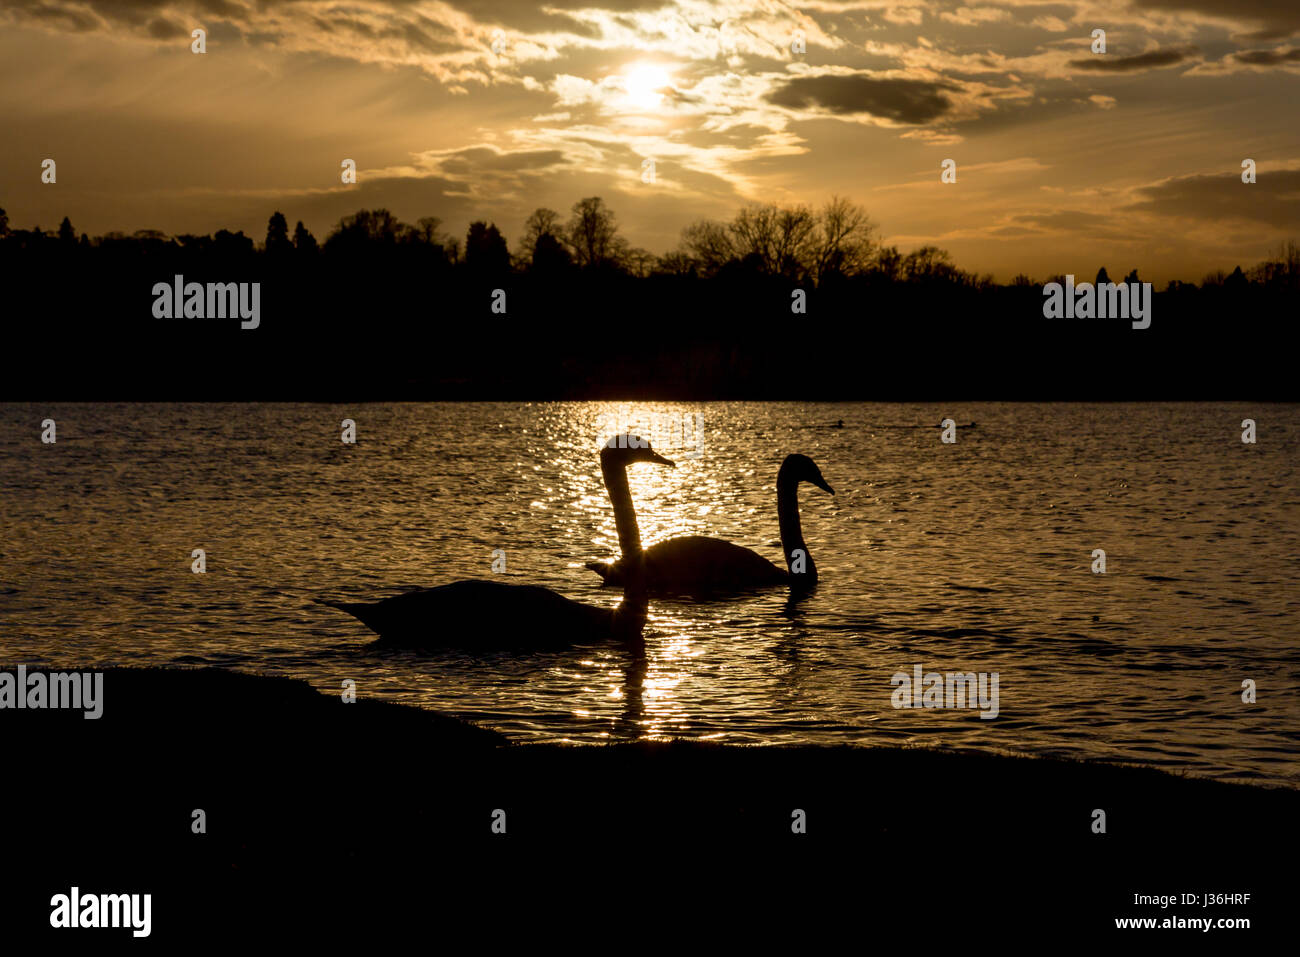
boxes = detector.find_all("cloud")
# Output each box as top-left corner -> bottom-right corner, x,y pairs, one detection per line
1031,16 -> 1072,33
1130,0 -> 1300,37
1006,209 -> 1139,241
146,17 -> 185,39
939,8 -> 1010,26
1233,47 -> 1300,65
1068,46 -> 1200,72
883,7 -> 923,26
1123,168 -> 1300,229
767,73 -> 959,123
439,0 -> 670,34
434,146 -> 568,175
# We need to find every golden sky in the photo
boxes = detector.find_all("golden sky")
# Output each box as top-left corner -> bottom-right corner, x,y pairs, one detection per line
2,0 -> 1298,282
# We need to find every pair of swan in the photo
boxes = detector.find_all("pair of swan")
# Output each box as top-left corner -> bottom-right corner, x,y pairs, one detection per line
583,452 -> 833,593
318,436 -> 833,647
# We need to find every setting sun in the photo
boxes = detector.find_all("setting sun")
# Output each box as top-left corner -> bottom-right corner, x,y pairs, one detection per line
621,62 -> 672,110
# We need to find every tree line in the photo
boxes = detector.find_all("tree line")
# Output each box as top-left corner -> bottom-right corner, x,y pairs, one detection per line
3,199 -> 1296,292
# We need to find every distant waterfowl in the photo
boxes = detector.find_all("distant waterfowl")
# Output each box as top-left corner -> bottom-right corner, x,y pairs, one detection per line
585,453 -> 834,595
316,436 -> 673,648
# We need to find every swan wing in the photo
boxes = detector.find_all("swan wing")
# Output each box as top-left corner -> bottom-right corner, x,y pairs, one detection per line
320,580 -> 613,647
643,535 -> 787,591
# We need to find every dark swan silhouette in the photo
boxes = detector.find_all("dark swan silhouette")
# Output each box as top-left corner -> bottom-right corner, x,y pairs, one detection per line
316,436 -> 673,648
585,453 -> 834,594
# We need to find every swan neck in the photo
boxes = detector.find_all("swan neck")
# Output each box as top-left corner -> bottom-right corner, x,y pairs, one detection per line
777,472 -> 814,579
603,457 -> 643,561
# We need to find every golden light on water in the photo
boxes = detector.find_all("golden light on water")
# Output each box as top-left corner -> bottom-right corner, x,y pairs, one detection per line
541,401 -> 727,739
6,402 -> 1287,783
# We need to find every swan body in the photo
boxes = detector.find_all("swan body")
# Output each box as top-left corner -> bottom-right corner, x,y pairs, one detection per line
316,581 -> 631,649
586,453 -> 833,595
587,535 -> 787,592
318,436 -> 671,648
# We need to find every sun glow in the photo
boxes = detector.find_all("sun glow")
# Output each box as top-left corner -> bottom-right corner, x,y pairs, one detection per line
621,62 -> 672,110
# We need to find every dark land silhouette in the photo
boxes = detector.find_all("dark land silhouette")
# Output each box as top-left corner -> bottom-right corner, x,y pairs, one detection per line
1,199 -> 1297,399
8,667 -> 1294,941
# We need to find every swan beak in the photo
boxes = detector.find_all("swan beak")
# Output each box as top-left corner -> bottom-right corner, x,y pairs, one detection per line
814,477 -> 834,495
649,451 -> 676,468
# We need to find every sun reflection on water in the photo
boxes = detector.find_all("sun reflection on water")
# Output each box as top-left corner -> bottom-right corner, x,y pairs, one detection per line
2,401 -> 1293,786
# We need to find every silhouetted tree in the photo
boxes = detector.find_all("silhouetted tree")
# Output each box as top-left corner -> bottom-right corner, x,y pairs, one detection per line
530,232 -> 572,274
325,209 -> 404,252
1095,267 -> 1110,285
0,206 -> 9,237
653,251 -> 697,277
871,245 -> 903,283
518,208 -> 564,266
566,197 -> 621,268
624,247 -> 656,278
266,211 -> 291,253
1124,268 -> 1140,285
292,220 -> 318,254
810,196 -> 876,281
679,219 -> 734,277
212,229 -> 254,256
729,202 -> 817,278
58,217 -> 76,244
901,246 -> 960,283
175,233 -> 213,254
411,217 -> 445,246
465,221 -> 510,275
1251,239 -> 1300,288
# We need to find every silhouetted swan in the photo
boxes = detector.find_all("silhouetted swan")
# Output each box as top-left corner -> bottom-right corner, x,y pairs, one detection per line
585,453 -> 833,594
316,436 -> 673,648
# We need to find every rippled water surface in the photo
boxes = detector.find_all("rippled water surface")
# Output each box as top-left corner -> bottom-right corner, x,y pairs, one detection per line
1,402 -> 1296,787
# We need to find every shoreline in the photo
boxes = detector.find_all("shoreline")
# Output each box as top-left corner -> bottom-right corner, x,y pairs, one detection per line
4,663 -> 1291,788
5,665 -> 1292,939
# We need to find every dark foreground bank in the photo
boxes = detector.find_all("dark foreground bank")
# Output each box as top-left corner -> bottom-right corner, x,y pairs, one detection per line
3,667 -> 1292,942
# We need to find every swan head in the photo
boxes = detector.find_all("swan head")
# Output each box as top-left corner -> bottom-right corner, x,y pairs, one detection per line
601,434 -> 675,468
781,454 -> 834,494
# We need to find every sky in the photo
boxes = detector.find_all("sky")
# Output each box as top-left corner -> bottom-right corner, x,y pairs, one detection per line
2,0 -> 1298,283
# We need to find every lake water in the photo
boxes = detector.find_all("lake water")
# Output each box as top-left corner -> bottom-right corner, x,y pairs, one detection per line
1,402 -> 1296,787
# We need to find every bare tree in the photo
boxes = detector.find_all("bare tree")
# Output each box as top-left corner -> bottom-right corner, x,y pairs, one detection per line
623,246 -> 657,278
566,197 -> 621,268
517,207 -> 564,266
901,245 -> 959,283
1251,239 -> 1300,287
653,251 -> 698,276
412,216 -> 445,245
810,196 -> 876,281
729,202 -> 817,277
679,219 -> 735,276
871,245 -> 903,281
